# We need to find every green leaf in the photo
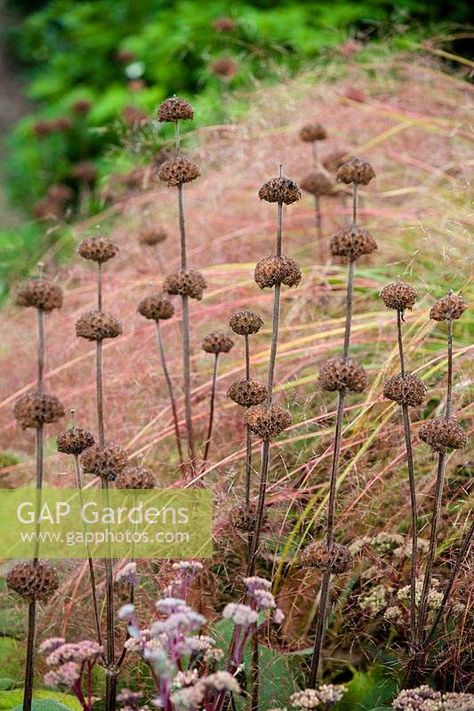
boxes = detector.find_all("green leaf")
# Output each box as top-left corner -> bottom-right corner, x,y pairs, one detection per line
0,690 -> 82,711
335,665 -> 398,710
0,639 -> 22,681
0,683 -> 14,693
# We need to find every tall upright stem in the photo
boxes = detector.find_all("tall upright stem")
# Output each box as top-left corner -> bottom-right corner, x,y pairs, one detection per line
244,336 -> 252,512
96,342 -> 105,446
247,440 -> 270,576
23,602 -> 36,711
342,261 -> 354,360
352,183 -> 358,224
202,353 -> 219,467
155,321 -> 185,470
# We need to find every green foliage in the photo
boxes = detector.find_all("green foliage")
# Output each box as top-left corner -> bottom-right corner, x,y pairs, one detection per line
335,664 -> 399,710
0,639 -> 22,683
1,690 -> 82,711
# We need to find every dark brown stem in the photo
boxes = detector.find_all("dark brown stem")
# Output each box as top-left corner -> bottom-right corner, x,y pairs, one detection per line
178,183 -> 186,270
202,353 -> 219,467
246,440 -> 270,576
342,261 -> 354,360
96,341 -> 105,446
103,480 -> 116,711
155,321 -> 185,470
244,336 -> 252,512
251,633 -> 259,711
98,262 -> 103,311
37,309 -> 45,394
308,568 -> 331,687
23,602 -> 36,711
352,182 -> 358,224
267,284 -> 281,402
446,318 -> 453,418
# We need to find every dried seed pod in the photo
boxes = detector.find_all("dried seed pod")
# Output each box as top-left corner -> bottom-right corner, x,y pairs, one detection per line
210,57 -> 239,79
72,162 -> 97,183
138,294 -> 174,321
16,278 -> 63,312
158,157 -> 200,186
254,255 -> 302,289
227,379 -> 268,407
245,404 -> 291,440
115,465 -> 155,489
14,392 -> 65,429
229,310 -> 263,336
229,503 -> 267,533
430,293 -> 467,321
383,373 -> 427,407
47,184 -> 74,203
322,149 -> 351,174
78,236 -> 118,263
319,356 -> 368,393
76,310 -> 123,341
337,157 -> 375,185
202,331 -> 235,354
7,561 -> 59,602
138,227 -> 168,246
258,176 -> 301,205
380,282 -> 417,312
158,96 -> 194,122
57,427 -> 95,455
299,123 -> 327,142
163,269 -> 207,300
419,417 -> 467,453
329,225 -> 378,262
81,443 -> 128,482
300,169 -> 334,197
300,541 -> 352,573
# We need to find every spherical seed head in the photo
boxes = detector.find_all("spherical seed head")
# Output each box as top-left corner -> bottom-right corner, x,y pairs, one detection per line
300,542 -> 352,573
138,226 -> 168,246
158,157 -> 200,186
202,331 -> 235,354
158,96 -> 194,122
383,373 -> 427,407
138,294 -> 175,321
254,255 -> 302,289
392,686 -> 442,711
245,404 -> 291,440
163,269 -> 207,300
380,282 -> 417,312
7,561 -> 59,602
57,427 -> 95,455
72,162 -> 97,183
47,184 -> 74,203
72,99 -> 92,116
227,379 -> 268,407
229,503 -> 266,533
419,417 -> 467,453
300,169 -> 334,197
319,356 -> 368,393
81,443 -> 128,482
210,57 -> 239,79
16,278 -> 63,312
329,225 -> 378,262
78,236 -> 119,263
75,310 -> 123,341
258,176 -> 301,205
337,157 -> 375,185
14,392 -> 65,430
322,149 -> 351,174
212,17 -> 237,32
115,465 -> 155,489
229,310 -> 263,336
299,123 -> 327,142
430,293 -> 467,321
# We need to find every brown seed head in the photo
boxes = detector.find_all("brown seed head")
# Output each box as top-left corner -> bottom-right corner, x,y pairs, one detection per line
299,123 -> 327,142
16,278 -> 63,312
7,561 -> 59,602
72,99 -> 92,116
300,169 -> 334,197
212,17 -> 237,32
258,176 -> 301,205
138,226 -> 168,246
229,310 -> 263,336
419,417 -> 467,453
14,392 -> 65,430
329,225 -> 378,262
430,293 -> 467,321
57,427 -> 95,455
319,356 -> 368,393
202,331 -> 235,354
337,157 -> 375,185
383,373 -> 427,407
47,184 -> 74,203
115,465 -> 155,489
227,379 -> 268,408
158,96 -> 194,122
380,282 -> 417,312
78,236 -> 119,263
254,255 -> 302,289
300,542 -> 352,573
163,269 -> 207,300
210,57 -> 239,79
72,162 -> 97,183
322,149 -> 351,174
76,310 -> 123,341
138,294 -> 174,321
245,404 -> 291,440
229,503 -> 267,533
81,443 -> 128,482
158,157 -> 200,186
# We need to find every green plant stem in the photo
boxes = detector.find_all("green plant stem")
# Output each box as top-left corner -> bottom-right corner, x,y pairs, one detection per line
155,320 -> 185,471
202,353 -> 219,467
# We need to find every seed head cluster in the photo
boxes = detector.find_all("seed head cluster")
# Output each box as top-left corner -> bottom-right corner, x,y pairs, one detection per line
380,282 -> 418,312
330,225 -> 378,261
202,331 -> 235,354
319,356 -> 368,393
430,293 -> 467,321
158,96 -> 194,122
7,561 -> 59,602
138,226 -> 168,246
227,378 -> 268,407
78,236 -> 118,263
158,157 -> 200,186
138,294 -> 175,321
299,123 -> 327,142
81,443 -> 128,482
16,278 -> 63,312
383,373 -> 427,407
337,157 -> 375,185
258,176 -> 301,205
229,310 -> 263,336
163,269 -> 207,300
245,404 -> 291,440
57,427 -> 95,455
254,255 -> 302,289
300,542 -> 352,573
300,169 -> 333,197
76,310 -> 123,340
115,465 -> 155,489
14,392 -> 65,429
419,417 -> 467,453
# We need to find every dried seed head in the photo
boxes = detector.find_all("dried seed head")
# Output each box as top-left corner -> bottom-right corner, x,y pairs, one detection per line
229,504 -> 266,533
76,311 -> 122,341
14,392 -> 65,430
337,157 -> 375,185
245,404 -> 291,440
138,226 -> 168,246
163,269 -> 207,300
158,157 -> 200,186
380,282 -> 417,312
115,465 -> 155,489
254,255 -> 302,289
319,356 -> 368,393
81,443 -> 128,482
430,293 -> 467,321
138,294 -> 174,321
158,96 -> 194,122
392,686 -> 442,711
202,331 -> 235,354
210,57 -> 239,79
322,149 -> 351,174
212,17 -> 237,32
299,123 -> 327,142
300,169 -> 334,197
329,225 -> 378,262
258,176 -> 301,205
300,542 -> 352,573
78,236 -> 119,263
227,379 -> 268,407
229,310 -> 263,336
57,427 -> 95,455
16,278 -> 63,312
47,184 -> 74,203
7,561 -> 59,602
419,417 -> 467,453
72,162 -> 97,183
383,373 -> 427,407
72,99 -> 92,116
